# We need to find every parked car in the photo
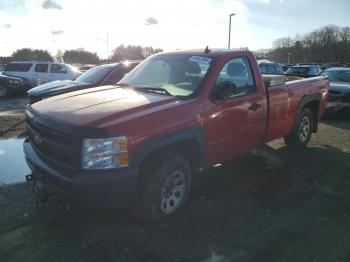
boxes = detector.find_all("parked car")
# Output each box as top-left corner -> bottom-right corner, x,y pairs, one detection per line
320,67 -> 350,115
281,64 -> 293,72
24,50 -> 329,221
0,73 -> 26,98
0,61 -> 82,98
286,65 -> 323,78
0,64 -> 6,71
28,61 -> 140,104
258,60 -> 284,75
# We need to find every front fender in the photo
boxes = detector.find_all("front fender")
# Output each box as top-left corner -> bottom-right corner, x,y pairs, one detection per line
130,125 -> 206,168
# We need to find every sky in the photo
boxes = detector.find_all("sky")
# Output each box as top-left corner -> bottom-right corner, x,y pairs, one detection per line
0,0 -> 349,59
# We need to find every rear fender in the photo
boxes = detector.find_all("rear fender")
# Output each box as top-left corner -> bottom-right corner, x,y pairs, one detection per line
295,93 -> 322,133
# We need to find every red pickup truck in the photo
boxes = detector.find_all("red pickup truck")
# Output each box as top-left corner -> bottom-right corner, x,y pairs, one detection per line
24,50 -> 329,221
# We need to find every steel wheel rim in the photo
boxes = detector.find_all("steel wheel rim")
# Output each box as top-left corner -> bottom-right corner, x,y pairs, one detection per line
160,170 -> 186,215
299,116 -> 310,142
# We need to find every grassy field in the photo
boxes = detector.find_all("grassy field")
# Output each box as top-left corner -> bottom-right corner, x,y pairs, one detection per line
0,119 -> 350,262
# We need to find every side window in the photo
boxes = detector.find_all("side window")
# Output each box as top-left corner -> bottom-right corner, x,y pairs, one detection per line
5,63 -> 32,72
276,64 -> 284,74
310,67 -> 317,76
51,64 -> 66,73
104,68 -> 126,85
35,63 -> 48,73
216,57 -> 255,99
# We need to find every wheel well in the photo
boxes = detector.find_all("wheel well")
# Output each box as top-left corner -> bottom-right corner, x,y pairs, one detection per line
303,100 -> 320,132
140,139 -> 202,170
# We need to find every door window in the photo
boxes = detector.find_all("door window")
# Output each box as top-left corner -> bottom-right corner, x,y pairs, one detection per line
216,57 -> 256,99
35,64 -> 48,73
51,64 -> 66,73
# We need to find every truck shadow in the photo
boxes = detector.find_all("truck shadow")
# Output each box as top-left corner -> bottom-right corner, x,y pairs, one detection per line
20,144 -> 350,261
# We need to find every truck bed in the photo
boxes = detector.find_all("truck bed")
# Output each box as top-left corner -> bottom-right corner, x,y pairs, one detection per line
265,76 -> 329,142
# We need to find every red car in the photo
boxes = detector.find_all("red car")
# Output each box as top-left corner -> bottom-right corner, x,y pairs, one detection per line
24,50 -> 329,221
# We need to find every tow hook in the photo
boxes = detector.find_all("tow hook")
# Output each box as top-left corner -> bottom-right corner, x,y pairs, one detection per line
26,173 -> 50,206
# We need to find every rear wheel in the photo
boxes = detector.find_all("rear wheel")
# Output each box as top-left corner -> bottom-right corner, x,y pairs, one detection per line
284,108 -> 313,149
133,152 -> 192,222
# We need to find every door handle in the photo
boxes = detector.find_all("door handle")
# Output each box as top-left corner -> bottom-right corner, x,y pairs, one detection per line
248,103 -> 262,111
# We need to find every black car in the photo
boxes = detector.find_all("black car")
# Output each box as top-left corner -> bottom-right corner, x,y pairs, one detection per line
28,61 -> 139,104
320,67 -> 350,116
285,65 -> 323,78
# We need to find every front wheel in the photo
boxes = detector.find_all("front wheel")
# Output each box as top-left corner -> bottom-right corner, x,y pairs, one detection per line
0,84 -> 11,98
284,108 -> 314,149
133,152 -> 192,222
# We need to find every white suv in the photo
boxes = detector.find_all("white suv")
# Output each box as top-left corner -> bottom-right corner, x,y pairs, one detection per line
3,61 -> 82,87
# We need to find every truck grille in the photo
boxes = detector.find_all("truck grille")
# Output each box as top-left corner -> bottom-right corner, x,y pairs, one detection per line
27,116 -> 81,173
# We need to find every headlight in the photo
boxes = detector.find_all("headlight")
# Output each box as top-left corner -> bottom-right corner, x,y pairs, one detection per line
9,79 -> 22,84
81,137 -> 128,169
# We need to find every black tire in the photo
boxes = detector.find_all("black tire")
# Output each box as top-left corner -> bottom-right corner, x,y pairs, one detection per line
133,152 -> 192,222
284,108 -> 313,149
0,84 -> 11,98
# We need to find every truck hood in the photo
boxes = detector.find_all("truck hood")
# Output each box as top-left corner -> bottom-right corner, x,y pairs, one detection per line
329,82 -> 350,93
28,80 -> 88,96
31,85 -> 179,127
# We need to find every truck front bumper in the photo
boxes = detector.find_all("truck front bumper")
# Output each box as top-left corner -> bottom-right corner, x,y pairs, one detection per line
23,139 -> 139,209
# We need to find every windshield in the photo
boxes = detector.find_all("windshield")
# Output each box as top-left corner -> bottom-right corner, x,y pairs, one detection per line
286,67 -> 309,75
321,70 -> 350,83
75,66 -> 113,84
119,54 -> 212,97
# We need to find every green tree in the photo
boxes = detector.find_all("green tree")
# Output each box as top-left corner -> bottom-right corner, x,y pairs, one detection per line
0,56 -> 12,64
62,49 -> 100,64
110,45 -> 163,62
267,25 -> 350,64
11,48 -> 53,61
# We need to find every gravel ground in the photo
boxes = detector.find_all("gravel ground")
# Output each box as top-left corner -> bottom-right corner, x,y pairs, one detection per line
0,96 -> 28,138
0,97 -> 349,261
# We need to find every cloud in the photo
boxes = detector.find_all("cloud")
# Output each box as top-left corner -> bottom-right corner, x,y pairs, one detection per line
51,29 -> 63,35
42,0 -> 62,10
145,16 -> 158,25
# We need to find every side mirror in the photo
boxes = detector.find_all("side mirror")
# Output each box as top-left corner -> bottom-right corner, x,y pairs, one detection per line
213,81 -> 238,100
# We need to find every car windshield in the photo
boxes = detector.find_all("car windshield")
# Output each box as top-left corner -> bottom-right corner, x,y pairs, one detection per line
286,67 -> 309,75
119,54 -> 212,97
75,66 -> 113,84
320,70 -> 350,83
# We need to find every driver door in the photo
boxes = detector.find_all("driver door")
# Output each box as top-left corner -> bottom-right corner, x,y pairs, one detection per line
204,56 -> 267,165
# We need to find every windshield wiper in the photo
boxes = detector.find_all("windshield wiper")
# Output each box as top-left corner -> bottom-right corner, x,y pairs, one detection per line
135,86 -> 172,96
117,83 -> 132,87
